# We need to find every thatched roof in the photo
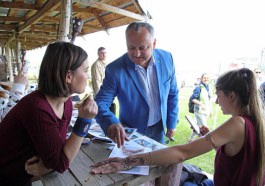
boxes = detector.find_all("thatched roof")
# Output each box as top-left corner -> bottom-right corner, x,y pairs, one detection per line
0,0 -> 151,50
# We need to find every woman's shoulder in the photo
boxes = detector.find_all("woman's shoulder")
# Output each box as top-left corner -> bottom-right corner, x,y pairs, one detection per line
219,116 -> 245,137
19,91 -> 47,108
22,90 -> 44,100
222,116 -> 246,138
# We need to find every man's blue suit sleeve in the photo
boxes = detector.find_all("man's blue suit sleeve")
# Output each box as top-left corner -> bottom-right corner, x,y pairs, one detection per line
94,65 -> 120,134
166,53 -> 179,130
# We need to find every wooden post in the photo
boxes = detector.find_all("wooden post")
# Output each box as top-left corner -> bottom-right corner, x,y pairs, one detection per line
5,47 -> 13,82
16,37 -> 21,72
58,0 -> 71,41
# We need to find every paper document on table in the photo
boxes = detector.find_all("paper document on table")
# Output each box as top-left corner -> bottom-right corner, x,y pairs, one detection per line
88,123 -> 111,141
88,123 -> 138,143
132,135 -> 167,151
124,127 -> 137,139
109,140 -> 151,175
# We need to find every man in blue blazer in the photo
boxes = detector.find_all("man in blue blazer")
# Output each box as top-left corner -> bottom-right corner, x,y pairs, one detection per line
95,22 -> 179,147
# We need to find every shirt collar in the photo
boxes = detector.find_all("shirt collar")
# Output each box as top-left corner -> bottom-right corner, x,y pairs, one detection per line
135,56 -> 155,71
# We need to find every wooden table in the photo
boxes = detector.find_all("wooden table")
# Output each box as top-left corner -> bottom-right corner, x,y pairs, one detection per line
41,140 -> 182,186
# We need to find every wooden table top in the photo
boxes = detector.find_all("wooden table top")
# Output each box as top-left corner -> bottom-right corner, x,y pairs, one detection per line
40,139 -> 182,186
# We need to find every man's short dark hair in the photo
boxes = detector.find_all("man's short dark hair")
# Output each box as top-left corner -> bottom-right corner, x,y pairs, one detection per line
98,47 -> 106,53
126,22 -> 155,37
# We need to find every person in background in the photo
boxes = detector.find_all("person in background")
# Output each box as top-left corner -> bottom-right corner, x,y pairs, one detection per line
0,42 -> 98,186
91,47 -> 116,114
95,21 -> 179,147
259,81 -> 265,105
92,68 -> 265,186
254,68 -> 264,88
0,63 -> 28,122
91,47 -> 107,96
189,73 -> 213,141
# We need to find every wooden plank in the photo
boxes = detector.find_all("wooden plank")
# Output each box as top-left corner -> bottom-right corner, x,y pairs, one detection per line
121,164 -> 183,186
18,0 -> 61,33
41,137 -> 182,186
40,170 -> 81,186
117,165 -> 169,186
81,141 -> 113,162
81,142 -> 135,184
0,1 -> 42,10
69,148 -> 114,186
78,0 -> 147,21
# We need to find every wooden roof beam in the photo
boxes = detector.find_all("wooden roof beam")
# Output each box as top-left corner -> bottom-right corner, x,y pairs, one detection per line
0,16 -> 27,22
18,0 -> 61,33
77,0 -> 148,21
82,24 -> 102,30
41,17 -> 60,23
21,31 -> 58,37
92,10 -> 109,34
131,0 -> 143,14
0,24 -> 17,31
30,25 -> 58,33
0,1 -> 42,10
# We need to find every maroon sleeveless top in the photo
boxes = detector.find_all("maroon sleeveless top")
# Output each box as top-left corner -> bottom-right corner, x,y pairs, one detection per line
214,116 -> 259,186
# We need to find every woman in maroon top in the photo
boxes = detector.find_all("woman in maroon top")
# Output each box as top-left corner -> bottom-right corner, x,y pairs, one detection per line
92,68 -> 265,186
0,42 -> 98,186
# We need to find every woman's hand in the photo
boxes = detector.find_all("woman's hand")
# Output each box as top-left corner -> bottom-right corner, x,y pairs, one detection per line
25,156 -> 53,177
14,63 -> 28,85
200,126 -> 210,136
78,95 -> 98,119
91,157 -> 132,174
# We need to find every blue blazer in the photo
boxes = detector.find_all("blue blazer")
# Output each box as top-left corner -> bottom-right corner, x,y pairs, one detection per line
95,49 -> 179,134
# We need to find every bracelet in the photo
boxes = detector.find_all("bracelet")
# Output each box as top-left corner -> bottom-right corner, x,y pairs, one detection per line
148,152 -> 153,166
72,116 -> 92,137
205,133 -> 217,149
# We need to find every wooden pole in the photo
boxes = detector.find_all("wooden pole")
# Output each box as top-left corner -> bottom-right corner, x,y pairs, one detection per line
5,46 -> 13,82
58,0 -> 71,41
16,37 -> 21,72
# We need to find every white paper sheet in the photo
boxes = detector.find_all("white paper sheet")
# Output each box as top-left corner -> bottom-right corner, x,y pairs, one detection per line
109,140 -> 151,175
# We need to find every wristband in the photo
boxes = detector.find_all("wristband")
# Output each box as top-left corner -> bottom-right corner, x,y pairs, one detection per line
73,116 -> 92,137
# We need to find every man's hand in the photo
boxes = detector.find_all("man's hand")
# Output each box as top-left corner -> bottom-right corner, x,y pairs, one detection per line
25,156 -> 53,177
166,128 -> 175,139
107,124 -> 129,148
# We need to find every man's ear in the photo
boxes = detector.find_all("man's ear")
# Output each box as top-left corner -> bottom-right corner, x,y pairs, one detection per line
66,70 -> 72,84
152,38 -> 157,49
